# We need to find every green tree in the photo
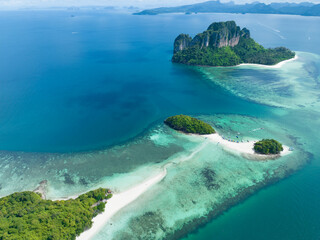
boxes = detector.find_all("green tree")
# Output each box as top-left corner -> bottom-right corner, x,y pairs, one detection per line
164,115 -> 215,134
0,188 -> 111,240
254,139 -> 284,154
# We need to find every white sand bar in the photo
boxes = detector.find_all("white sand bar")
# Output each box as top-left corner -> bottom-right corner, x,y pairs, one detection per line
76,168 -> 167,240
76,142 -> 208,240
238,54 -> 298,69
203,133 -> 290,158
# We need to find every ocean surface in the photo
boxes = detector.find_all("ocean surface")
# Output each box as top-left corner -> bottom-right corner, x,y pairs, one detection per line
0,10 -> 320,240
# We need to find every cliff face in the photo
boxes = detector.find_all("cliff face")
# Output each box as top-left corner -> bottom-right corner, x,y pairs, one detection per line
172,20 -> 295,67
174,34 -> 193,53
173,21 -> 250,53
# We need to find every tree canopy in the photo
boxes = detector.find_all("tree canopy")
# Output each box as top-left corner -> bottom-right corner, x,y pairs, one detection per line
254,139 -> 284,155
0,188 -> 112,240
164,115 -> 215,134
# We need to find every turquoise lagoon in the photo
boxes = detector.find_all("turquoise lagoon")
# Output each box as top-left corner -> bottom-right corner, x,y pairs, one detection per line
0,11 -> 320,240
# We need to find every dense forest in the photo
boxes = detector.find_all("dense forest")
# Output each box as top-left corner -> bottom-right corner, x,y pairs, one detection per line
164,115 -> 215,134
254,139 -> 284,154
0,188 -> 112,240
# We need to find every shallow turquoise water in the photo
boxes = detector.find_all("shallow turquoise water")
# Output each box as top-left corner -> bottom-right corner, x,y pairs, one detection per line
0,11 -> 320,240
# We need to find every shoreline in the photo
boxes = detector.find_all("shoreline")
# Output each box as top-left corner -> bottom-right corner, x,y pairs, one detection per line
237,54 -> 298,69
202,133 -> 291,159
76,167 -> 168,240
76,142 -> 208,239
181,53 -> 298,69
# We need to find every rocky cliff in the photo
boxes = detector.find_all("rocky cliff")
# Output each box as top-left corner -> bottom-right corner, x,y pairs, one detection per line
173,21 -> 250,53
172,21 -> 295,66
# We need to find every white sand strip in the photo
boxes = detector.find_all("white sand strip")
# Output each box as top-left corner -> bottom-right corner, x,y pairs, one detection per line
76,141 -> 208,240
203,133 -> 290,157
238,54 -> 298,69
76,168 -> 167,240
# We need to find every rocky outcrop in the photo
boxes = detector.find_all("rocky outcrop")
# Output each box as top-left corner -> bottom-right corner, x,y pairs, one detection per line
173,21 -> 250,53
173,34 -> 193,53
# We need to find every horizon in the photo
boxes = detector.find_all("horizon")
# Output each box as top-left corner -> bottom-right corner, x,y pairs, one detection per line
1,0 -> 320,10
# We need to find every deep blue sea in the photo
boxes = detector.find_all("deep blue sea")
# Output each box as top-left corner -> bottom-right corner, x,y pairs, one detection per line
0,10 -> 320,240
0,11 -> 288,153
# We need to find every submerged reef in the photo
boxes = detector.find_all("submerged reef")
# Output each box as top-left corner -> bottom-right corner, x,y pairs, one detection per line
100,115 -> 310,240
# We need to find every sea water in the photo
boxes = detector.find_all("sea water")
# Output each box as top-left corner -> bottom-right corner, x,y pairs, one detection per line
0,10 -> 320,240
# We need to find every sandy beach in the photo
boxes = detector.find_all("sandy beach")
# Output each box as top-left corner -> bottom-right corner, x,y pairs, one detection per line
76,142 -> 208,240
238,54 -> 298,69
203,133 -> 291,158
76,167 -> 168,240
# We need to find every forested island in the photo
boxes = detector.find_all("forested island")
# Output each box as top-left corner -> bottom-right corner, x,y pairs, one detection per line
164,115 -> 215,134
172,21 -> 295,66
254,139 -> 284,155
0,188 -> 112,240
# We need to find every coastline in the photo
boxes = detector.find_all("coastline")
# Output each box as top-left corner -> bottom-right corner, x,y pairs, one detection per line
202,133 -> 291,159
76,142 -> 208,239
237,54 -> 298,69
186,53 -> 298,69
76,167 -> 168,240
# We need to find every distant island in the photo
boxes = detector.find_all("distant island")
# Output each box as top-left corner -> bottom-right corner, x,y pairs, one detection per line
172,21 -> 295,66
134,0 -> 320,17
254,139 -> 284,155
0,188 -> 112,240
164,114 -> 215,134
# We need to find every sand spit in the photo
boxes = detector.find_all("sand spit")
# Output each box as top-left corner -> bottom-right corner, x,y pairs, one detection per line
203,133 -> 291,159
77,142 -> 208,240
238,54 -> 298,69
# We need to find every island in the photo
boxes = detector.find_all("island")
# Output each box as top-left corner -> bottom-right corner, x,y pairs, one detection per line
172,21 -> 295,66
165,115 -> 288,158
164,114 -> 215,134
0,188 -> 112,240
135,1 -> 320,17
254,139 -> 284,155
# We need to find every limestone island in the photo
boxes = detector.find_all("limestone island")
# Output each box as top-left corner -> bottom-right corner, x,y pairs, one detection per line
0,188 -> 112,240
165,115 -> 289,158
172,21 -> 295,67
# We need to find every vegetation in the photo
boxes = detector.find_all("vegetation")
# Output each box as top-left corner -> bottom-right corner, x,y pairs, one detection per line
164,115 -> 215,134
172,45 -> 242,66
254,139 -> 284,155
233,38 -> 295,65
0,188 -> 112,240
172,21 -> 295,67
